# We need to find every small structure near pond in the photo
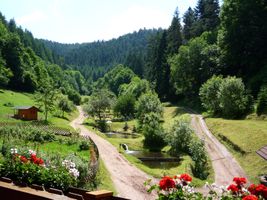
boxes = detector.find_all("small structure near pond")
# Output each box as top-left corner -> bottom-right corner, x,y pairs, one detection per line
13,106 -> 40,120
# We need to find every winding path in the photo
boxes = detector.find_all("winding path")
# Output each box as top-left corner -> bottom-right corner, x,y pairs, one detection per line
190,114 -> 248,185
70,106 -> 156,200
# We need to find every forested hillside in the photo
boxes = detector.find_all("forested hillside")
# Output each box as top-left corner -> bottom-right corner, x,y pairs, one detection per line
0,12 -> 90,105
41,29 -> 161,80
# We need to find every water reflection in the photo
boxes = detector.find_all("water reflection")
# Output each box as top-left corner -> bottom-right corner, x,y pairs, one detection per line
126,150 -> 181,169
104,132 -> 140,138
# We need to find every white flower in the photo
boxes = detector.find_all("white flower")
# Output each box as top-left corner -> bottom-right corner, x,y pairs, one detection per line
10,148 -> 18,154
241,187 -> 248,193
211,183 -> 217,188
220,185 -> 227,191
70,162 -> 76,168
62,159 -> 80,179
28,149 -> 36,155
69,168 -> 79,178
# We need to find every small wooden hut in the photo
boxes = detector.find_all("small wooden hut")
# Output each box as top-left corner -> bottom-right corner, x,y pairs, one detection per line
13,106 -> 40,120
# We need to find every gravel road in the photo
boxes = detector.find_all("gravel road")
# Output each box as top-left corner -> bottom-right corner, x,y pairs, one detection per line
70,106 -> 157,200
190,114 -> 248,185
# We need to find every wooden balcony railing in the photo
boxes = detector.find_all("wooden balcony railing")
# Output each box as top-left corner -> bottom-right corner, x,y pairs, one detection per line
0,177 -> 129,200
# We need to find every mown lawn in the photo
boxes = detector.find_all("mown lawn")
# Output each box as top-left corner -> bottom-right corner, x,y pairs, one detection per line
206,118 -> 267,183
39,140 -> 90,161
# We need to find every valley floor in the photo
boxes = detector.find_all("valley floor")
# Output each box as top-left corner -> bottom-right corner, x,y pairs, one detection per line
70,106 -> 157,200
70,106 -> 252,199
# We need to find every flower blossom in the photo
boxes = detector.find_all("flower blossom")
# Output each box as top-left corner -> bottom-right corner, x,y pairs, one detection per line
20,156 -> 28,163
248,184 -> 267,199
233,177 -> 247,186
11,148 -> 18,154
28,149 -> 36,155
69,168 -> 79,179
227,184 -> 239,193
62,159 -> 79,179
242,195 -> 258,200
179,174 -> 192,185
159,176 -> 176,190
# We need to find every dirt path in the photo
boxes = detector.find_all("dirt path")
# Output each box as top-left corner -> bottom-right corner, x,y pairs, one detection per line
70,106 -> 156,200
190,114 -> 248,185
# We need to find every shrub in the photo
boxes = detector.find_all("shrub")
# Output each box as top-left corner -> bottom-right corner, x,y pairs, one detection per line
136,92 -> 163,128
165,120 -> 193,155
123,122 -> 129,131
3,102 -> 14,107
200,76 -> 252,118
68,90 -> 81,105
113,95 -> 136,119
199,75 -> 223,115
189,139 -> 209,179
79,141 -> 90,151
142,113 -> 165,151
64,154 -> 91,188
97,120 -> 108,132
43,132 -> 56,142
218,77 -> 252,118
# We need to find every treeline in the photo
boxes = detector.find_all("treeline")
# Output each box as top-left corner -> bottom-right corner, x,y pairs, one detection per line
85,0 -> 267,118
0,13 -> 90,104
144,0 -> 267,112
41,29 -> 160,80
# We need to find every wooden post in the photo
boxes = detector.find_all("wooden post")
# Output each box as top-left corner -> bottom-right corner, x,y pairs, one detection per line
84,190 -> 113,200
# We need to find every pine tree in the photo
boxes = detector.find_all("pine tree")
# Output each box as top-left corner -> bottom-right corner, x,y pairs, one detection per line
194,0 -> 220,36
183,7 -> 196,42
167,7 -> 182,56
145,31 -> 170,100
219,0 -> 267,93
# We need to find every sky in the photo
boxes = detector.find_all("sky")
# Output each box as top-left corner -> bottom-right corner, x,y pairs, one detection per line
1,0 -> 207,43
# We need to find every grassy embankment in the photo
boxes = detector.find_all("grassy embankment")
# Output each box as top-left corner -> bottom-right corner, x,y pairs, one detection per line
206,117 -> 267,183
0,89 -> 114,192
85,106 -> 214,186
0,89 -> 78,129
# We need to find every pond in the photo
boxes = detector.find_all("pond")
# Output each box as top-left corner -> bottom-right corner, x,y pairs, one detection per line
125,150 -> 181,169
104,132 -> 140,139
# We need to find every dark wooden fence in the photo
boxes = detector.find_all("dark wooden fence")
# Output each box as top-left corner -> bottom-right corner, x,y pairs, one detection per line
0,121 -> 74,136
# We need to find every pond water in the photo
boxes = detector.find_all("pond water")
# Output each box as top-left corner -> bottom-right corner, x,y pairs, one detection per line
104,132 -> 140,139
126,150 -> 181,169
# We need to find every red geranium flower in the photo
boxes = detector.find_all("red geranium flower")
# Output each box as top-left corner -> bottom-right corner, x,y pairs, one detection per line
242,195 -> 258,200
248,184 -> 257,195
233,177 -> 247,186
227,184 -> 239,193
30,154 -> 37,162
34,158 -> 44,165
255,184 -> 267,199
20,156 -> 28,163
159,176 -> 175,190
179,174 -> 192,182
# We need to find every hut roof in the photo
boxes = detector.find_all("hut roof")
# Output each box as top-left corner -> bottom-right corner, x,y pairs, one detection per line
14,106 -> 40,111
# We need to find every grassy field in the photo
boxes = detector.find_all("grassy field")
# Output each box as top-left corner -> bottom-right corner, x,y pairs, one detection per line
97,159 -> 116,193
39,140 -> 90,161
85,106 -> 214,186
0,89 -> 78,130
206,118 -> 267,183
